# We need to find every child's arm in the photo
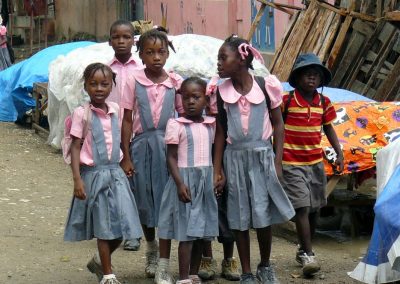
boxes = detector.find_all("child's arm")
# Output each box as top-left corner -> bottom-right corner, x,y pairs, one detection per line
120,108 -> 135,176
213,121 -> 226,195
323,124 -> 344,173
70,136 -> 86,200
167,144 -> 191,203
270,107 -> 284,181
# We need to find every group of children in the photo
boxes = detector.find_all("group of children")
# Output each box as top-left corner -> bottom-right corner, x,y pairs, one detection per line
63,20 -> 344,284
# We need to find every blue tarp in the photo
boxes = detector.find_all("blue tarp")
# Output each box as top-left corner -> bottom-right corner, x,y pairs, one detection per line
0,41 -> 95,122
282,82 -> 375,102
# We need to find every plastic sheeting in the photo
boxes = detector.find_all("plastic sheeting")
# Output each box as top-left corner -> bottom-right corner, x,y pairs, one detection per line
47,34 -> 269,149
349,138 -> 400,283
0,41 -> 95,122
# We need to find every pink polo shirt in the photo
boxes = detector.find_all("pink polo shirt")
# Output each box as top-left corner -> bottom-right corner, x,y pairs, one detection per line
218,75 -> 283,143
70,102 -> 123,166
121,68 -> 184,135
107,56 -> 143,125
165,117 -> 216,168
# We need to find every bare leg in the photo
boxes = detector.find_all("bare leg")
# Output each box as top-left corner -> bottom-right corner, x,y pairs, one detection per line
201,240 -> 213,258
256,226 -> 272,266
295,207 -> 313,254
179,241 -> 193,280
234,230 -> 251,274
142,224 -> 155,242
97,239 -> 122,275
190,240 -> 204,275
223,241 -> 235,260
309,211 -> 318,241
159,238 -> 171,259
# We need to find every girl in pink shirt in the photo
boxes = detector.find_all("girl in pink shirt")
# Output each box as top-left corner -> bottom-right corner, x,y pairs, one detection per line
214,36 -> 295,284
64,63 -> 142,284
158,77 -> 222,284
120,29 -> 183,284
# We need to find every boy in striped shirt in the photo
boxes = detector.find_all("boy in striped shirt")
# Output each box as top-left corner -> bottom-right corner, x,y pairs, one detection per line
281,53 -> 344,276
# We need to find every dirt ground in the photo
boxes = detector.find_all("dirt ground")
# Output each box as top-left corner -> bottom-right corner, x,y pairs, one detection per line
0,122 -> 368,284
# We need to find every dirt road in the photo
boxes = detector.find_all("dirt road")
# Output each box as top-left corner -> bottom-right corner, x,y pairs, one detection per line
0,122 -> 366,283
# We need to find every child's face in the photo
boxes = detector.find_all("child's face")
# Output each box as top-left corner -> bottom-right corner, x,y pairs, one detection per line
181,83 -> 207,118
109,24 -> 134,56
296,66 -> 322,93
84,70 -> 113,105
217,44 -> 241,78
139,37 -> 169,72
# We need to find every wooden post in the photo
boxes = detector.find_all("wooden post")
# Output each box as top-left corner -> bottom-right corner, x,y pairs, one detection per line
30,8 -> 33,55
247,3 -> 267,42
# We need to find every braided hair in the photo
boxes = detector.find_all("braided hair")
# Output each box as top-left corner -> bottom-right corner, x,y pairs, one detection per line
136,28 -> 176,53
223,35 -> 254,70
181,76 -> 207,93
82,63 -> 116,86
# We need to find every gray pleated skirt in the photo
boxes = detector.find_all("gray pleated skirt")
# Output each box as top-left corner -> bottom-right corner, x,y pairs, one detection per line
0,47 -> 11,71
130,130 -> 168,228
64,164 -> 143,241
224,144 -> 295,231
158,166 -> 218,241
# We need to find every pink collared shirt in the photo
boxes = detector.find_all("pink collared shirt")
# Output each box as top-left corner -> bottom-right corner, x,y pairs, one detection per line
70,102 -> 123,166
165,116 -> 216,168
218,75 -> 283,143
121,69 -> 184,134
106,56 -> 143,126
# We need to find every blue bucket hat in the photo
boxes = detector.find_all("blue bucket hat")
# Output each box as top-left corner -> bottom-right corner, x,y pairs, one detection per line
288,53 -> 332,88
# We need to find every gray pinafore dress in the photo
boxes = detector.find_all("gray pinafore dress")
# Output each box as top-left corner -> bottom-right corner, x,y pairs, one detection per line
130,82 -> 176,227
64,110 -> 143,241
223,96 -> 295,231
158,119 -> 218,241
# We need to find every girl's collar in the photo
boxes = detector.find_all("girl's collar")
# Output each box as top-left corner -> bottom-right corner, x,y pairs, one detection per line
176,116 -> 215,124
219,75 -> 264,104
89,102 -> 117,114
134,68 -> 179,88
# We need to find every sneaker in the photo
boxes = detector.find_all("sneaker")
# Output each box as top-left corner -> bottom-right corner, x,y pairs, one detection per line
123,238 -> 141,251
298,252 -> 320,276
295,248 -> 305,265
240,273 -> 258,284
189,275 -> 202,284
256,264 -> 280,284
176,280 -> 192,284
155,268 -> 174,284
145,250 -> 159,278
221,258 -> 240,281
100,274 -> 121,284
198,257 -> 217,280
87,256 -> 103,281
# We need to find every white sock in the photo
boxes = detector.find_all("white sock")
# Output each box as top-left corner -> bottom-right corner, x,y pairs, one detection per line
146,240 -> 159,252
102,274 -> 115,280
158,258 -> 170,271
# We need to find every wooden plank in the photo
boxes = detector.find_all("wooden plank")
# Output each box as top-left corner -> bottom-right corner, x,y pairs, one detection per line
274,2 -> 304,10
326,15 -> 353,72
385,11 -> 400,21
374,55 -> 400,100
269,12 -> 300,71
273,0 -> 320,81
376,0 -> 383,17
255,0 -> 294,16
302,8 -> 332,53
361,30 -> 399,95
325,175 -> 341,198
318,13 -> 342,61
349,11 -> 376,22
247,3 -> 267,42
316,0 -> 348,15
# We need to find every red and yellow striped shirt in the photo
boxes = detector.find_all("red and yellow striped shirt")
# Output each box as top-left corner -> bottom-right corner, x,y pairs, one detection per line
282,90 -> 336,165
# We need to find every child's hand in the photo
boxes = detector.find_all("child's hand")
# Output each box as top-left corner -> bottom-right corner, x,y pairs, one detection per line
274,158 -> 284,183
177,184 -> 191,203
73,178 -> 86,200
213,170 -> 226,198
120,157 -> 135,177
333,153 -> 344,174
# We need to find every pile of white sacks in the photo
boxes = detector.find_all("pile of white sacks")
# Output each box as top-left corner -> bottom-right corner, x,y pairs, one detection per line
47,34 -> 269,149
